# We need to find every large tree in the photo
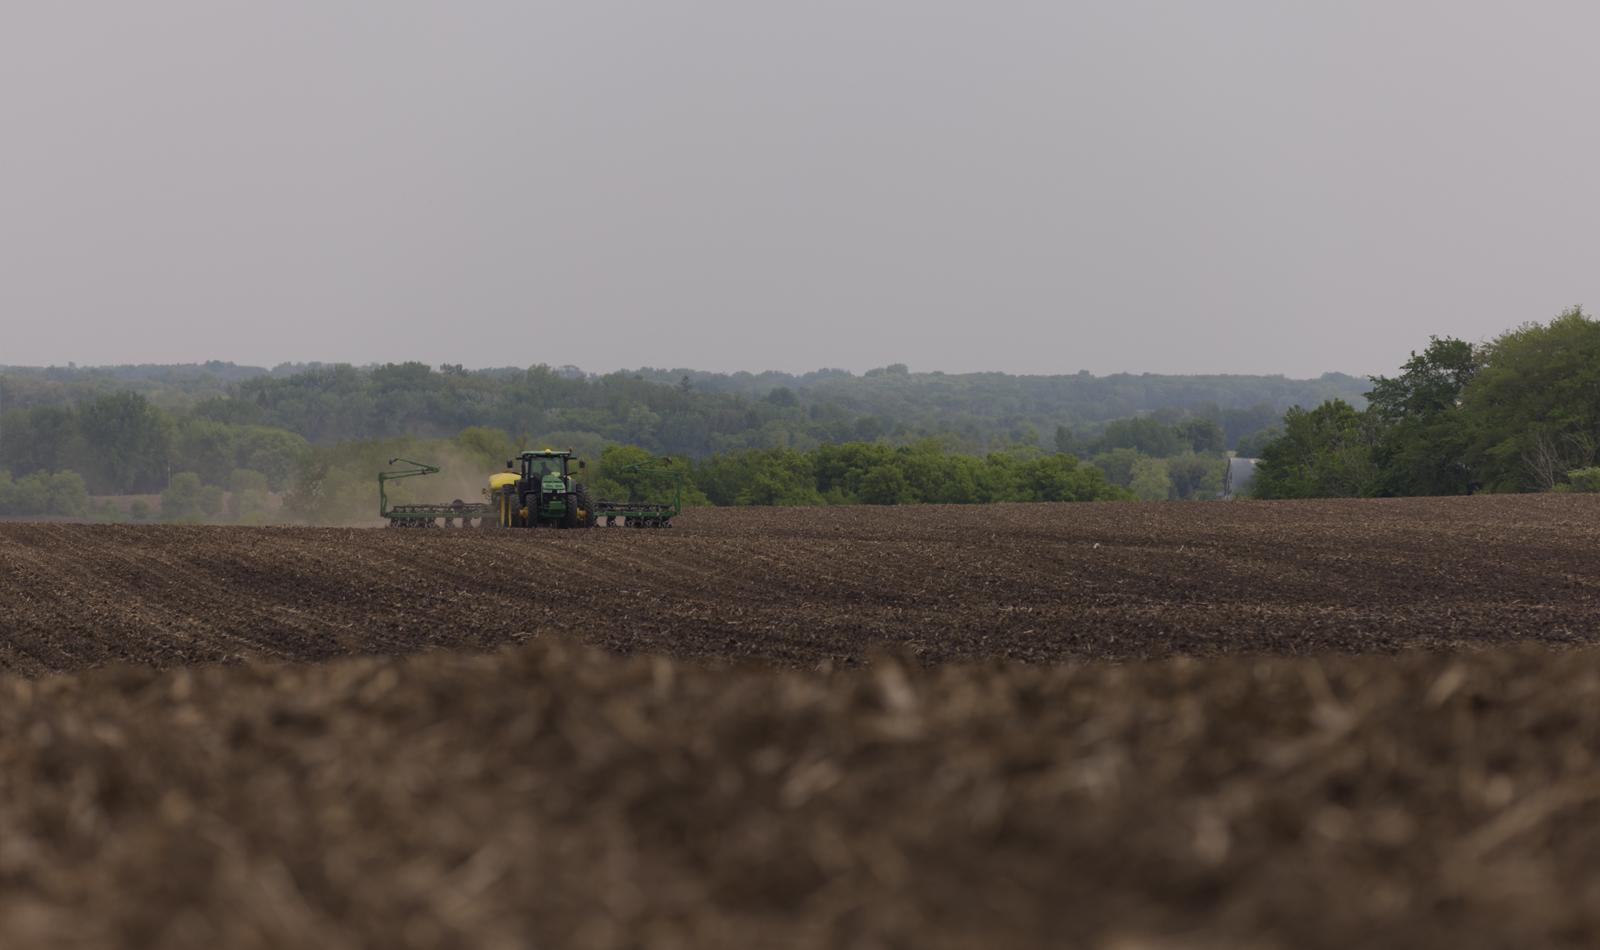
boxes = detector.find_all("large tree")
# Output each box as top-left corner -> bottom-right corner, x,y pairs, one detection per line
74,392 -> 172,493
1460,307 -> 1600,491
1252,400 -> 1382,499
1366,336 -> 1477,496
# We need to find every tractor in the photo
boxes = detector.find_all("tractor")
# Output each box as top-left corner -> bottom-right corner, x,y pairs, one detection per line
379,449 -> 681,529
491,449 -> 596,528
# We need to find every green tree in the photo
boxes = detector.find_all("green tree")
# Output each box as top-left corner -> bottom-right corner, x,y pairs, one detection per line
43,471 -> 90,516
198,484 -> 225,518
1091,448 -> 1143,488
1566,467 -> 1600,492
734,450 -> 823,506
894,440 -> 959,503
1052,425 -> 1080,456
1367,337 -> 1476,496
1252,400 -> 1382,499
1099,417 -> 1184,457
858,464 -> 910,504
1460,307 -> 1600,491
455,427 -> 516,467
1174,418 -> 1226,454
593,446 -> 704,506
1014,454 -> 1128,502
74,392 -> 172,493
0,406 -> 76,476
812,442 -> 897,502
1166,452 -> 1223,500
1129,457 -> 1172,501
171,419 -> 239,486
0,472 -> 39,514
0,470 -> 89,516
161,472 -> 207,522
235,427 -> 311,491
1234,426 -> 1281,459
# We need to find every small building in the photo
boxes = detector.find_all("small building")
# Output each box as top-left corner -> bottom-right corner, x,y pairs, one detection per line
1222,457 -> 1258,499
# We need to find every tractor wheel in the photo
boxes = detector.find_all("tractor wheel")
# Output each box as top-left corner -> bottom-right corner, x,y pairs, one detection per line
575,485 -> 598,528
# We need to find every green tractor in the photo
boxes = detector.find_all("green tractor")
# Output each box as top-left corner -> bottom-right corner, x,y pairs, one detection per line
379,449 -> 681,529
491,449 -> 597,529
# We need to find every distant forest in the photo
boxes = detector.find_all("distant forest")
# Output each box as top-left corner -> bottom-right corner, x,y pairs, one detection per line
25,312 -> 1600,517
1,361 -> 1363,454
0,361 -> 1361,520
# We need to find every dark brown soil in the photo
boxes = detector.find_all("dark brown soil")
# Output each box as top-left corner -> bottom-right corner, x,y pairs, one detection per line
3,493 -> 1599,676
6,641 -> 1600,949
2,495 -> 1599,948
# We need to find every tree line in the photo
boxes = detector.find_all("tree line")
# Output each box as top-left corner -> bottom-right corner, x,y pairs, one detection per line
1251,306 -> 1600,498
12,305 -> 1592,513
0,391 -> 310,496
3,360 -> 1357,458
0,406 -> 1228,523
283,426 -> 1232,524
0,359 -> 1276,520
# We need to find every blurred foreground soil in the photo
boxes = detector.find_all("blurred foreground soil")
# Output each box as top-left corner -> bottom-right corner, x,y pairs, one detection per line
3,642 -> 1599,949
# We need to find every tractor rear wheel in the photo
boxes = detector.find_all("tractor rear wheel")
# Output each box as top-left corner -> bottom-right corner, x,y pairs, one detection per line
574,485 -> 597,528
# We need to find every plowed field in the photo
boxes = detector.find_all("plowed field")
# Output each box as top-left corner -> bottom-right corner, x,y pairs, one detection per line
2,495 -> 1599,948
4,494 -> 1599,675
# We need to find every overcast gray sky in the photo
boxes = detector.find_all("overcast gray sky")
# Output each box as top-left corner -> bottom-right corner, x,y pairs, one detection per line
1,2 -> 1596,378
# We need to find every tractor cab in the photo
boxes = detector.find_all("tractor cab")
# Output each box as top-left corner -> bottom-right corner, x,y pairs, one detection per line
510,449 -> 583,490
